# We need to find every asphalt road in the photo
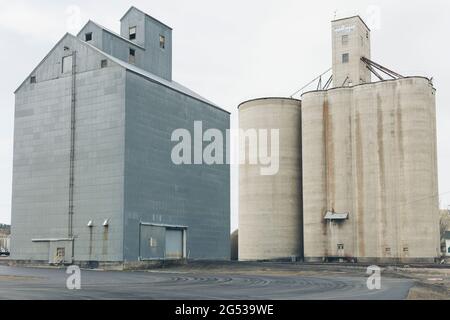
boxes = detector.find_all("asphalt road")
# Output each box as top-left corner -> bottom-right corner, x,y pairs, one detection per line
0,265 -> 414,300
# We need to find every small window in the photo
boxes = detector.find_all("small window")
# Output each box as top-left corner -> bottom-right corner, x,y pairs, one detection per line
62,55 -> 73,74
129,48 -> 136,64
366,31 -> 369,39
30,76 -> 36,84
341,35 -> 348,45
403,247 -> 409,252
56,248 -> 65,258
85,32 -> 92,42
385,247 -> 391,254
448,247 -> 450,253
337,244 -> 344,250
129,26 -> 136,40
101,59 -> 108,68
159,35 -> 166,49
342,53 -> 349,63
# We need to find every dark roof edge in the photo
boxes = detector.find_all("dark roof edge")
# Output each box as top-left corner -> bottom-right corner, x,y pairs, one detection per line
332,15 -> 371,32
126,69 -> 230,115
120,6 -> 173,30
238,97 -> 302,109
301,76 -> 434,98
81,36 -> 228,114
77,20 -> 146,50
14,32 -> 71,94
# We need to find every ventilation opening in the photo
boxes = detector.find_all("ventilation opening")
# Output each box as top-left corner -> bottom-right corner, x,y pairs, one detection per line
129,48 -> 136,64
129,26 -> 136,40
342,53 -> 349,63
342,35 -> 348,45
85,32 -> 92,42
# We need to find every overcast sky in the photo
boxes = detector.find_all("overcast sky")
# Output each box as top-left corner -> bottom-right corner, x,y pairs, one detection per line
0,0 -> 449,230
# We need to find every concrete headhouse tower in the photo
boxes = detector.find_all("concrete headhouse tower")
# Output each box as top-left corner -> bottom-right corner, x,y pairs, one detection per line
331,16 -> 371,87
11,7 -> 230,266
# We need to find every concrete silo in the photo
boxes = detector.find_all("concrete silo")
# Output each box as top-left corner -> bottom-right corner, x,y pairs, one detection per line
238,98 -> 303,261
302,77 -> 440,262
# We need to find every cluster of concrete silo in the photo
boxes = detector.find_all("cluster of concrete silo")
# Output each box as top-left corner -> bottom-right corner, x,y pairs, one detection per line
238,16 -> 440,263
301,78 -> 439,262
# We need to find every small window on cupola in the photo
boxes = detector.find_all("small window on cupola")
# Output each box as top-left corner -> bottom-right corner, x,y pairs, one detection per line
342,35 -> 348,45
129,26 -> 137,40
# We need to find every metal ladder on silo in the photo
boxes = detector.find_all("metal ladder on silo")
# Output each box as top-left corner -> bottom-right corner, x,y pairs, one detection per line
68,51 -> 77,241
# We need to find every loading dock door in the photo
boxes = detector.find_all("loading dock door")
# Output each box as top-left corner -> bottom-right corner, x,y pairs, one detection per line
165,229 -> 183,259
139,225 -> 165,260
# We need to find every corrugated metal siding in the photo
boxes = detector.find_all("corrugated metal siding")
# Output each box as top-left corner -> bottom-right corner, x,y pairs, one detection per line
123,71 -> 230,261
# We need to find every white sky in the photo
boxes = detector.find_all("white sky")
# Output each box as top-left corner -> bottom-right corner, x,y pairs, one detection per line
0,0 -> 449,231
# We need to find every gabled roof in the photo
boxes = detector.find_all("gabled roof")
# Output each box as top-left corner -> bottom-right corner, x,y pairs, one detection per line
77,20 -> 145,50
16,33 -> 228,114
82,40 -> 223,110
14,33 -> 71,93
120,6 -> 172,30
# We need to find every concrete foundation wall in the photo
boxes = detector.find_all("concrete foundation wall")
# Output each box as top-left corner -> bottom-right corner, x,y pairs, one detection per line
302,77 -> 440,261
239,98 -> 303,261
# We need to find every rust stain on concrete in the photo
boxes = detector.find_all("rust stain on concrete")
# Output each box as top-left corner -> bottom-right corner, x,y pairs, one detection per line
355,110 -> 365,257
377,94 -> 387,255
102,227 -> 109,256
322,98 -> 330,240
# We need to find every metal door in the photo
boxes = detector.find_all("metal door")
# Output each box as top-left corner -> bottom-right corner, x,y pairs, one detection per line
139,225 -> 165,260
165,229 -> 183,259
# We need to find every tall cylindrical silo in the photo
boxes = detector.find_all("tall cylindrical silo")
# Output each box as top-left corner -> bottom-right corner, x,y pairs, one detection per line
238,98 -> 303,261
302,77 -> 439,262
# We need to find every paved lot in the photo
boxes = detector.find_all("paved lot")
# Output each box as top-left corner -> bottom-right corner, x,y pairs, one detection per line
0,265 -> 414,300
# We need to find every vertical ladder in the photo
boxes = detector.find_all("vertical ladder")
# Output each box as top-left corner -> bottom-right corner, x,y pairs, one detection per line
68,52 -> 77,240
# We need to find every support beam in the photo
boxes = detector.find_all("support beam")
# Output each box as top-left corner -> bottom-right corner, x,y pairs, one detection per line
361,57 -> 404,79
366,64 -> 384,81
323,75 -> 333,90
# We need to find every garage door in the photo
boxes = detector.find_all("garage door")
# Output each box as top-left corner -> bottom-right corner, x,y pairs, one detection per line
165,229 -> 183,259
